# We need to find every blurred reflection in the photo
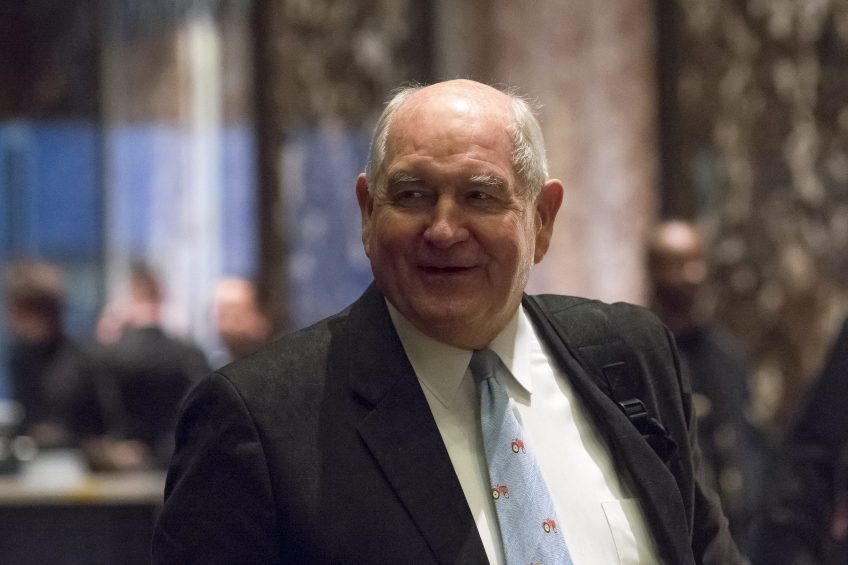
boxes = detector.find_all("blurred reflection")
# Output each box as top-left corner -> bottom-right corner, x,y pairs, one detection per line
212,277 -> 271,368
81,263 -> 209,471
4,260 -> 90,451
647,220 -> 769,553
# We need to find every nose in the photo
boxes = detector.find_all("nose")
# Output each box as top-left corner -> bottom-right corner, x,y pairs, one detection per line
423,196 -> 469,248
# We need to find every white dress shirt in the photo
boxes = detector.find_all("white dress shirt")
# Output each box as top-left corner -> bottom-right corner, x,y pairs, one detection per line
387,301 -> 660,564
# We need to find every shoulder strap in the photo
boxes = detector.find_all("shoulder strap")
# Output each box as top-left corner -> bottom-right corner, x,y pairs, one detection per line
526,295 -> 678,463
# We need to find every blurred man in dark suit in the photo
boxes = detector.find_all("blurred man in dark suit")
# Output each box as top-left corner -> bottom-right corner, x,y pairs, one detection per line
647,220 -> 769,554
5,260 -> 91,448
82,263 -> 209,470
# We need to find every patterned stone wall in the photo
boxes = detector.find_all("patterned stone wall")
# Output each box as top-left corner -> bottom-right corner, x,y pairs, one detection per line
658,0 -> 848,428
261,0 -> 432,127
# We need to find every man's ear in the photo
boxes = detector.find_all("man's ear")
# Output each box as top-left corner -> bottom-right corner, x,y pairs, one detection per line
533,179 -> 564,264
356,173 -> 373,256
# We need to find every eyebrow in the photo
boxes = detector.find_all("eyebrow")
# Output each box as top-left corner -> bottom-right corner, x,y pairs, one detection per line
468,173 -> 508,191
385,170 -> 509,192
386,171 -> 423,185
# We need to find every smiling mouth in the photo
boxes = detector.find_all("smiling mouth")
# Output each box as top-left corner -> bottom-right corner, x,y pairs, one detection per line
421,266 -> 472,274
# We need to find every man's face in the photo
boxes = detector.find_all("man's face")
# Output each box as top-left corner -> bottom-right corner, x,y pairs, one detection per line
648,224 -> 707,314
357,83 -> 561,349
214,281 -> 270,356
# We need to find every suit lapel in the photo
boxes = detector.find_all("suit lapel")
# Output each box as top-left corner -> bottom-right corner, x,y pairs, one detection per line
523,296 -> 695,565
342,285 -> 487,564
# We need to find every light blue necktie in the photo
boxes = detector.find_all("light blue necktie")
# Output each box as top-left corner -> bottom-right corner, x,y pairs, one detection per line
470,349 -> 574,565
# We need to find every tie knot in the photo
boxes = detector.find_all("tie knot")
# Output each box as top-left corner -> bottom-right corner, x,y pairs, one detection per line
469,348 -> 500,385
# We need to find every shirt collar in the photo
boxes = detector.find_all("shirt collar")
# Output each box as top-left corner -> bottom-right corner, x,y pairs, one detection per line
489,307 -> 535,396
386,300 -> 535,408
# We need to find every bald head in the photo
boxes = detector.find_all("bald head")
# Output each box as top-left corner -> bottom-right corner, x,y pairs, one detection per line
395,80 -> 513,119
647,220 -> 709,328
648,221 -> 706,260
214,278 -> 271,359
365,79 -> 549,201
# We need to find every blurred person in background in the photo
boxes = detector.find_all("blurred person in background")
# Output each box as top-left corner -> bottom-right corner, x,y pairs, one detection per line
750,317 -> 848,565
211,277 -> 272,368
81,263 -> 209,471
4,260 -> 94,449
647,219 -> 768,553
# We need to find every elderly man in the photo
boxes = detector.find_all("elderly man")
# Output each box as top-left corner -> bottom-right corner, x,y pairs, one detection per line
152,80 -> 741,564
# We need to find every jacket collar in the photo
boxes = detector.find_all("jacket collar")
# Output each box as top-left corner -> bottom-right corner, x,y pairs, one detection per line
341,284 -> 488,564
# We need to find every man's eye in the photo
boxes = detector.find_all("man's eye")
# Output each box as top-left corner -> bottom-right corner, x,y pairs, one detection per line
467,190 -> 501,206
394,190 -> 429,206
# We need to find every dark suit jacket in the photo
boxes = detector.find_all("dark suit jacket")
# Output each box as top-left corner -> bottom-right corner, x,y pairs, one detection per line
152,285 -> 741,564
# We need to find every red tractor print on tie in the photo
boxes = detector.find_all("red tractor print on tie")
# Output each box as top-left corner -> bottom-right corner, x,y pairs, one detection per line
542,518 -> 558,533
491,484 -> 510,499
511,438 -> 526,453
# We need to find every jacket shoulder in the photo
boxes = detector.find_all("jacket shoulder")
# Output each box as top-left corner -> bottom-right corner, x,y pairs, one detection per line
212,307 -> 350,395
529,294 -> 667,342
